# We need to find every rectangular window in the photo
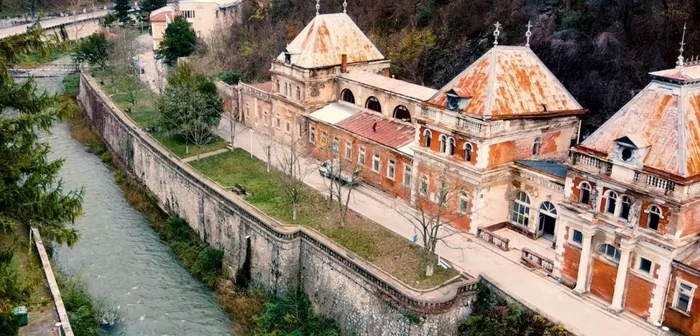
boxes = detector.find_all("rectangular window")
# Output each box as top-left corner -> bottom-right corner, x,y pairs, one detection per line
182,10 -> 195,18
372,154 -> 380,173
332,137 -> 339,153
275,116 -> 281,129
387,159 -> 396,180
403,165 -> 412,188
309,126 -> 316,144
321,131 -> 328,145
285,122 -> 291,133
459,193 -> 469,213
245,104 -> 250,117
638,257 -> 652,274
572,229 -> 583,245
345,142 -> 352,160
358,148 -> 366,165
420,175 -> 428,195
675,281 -> 696,313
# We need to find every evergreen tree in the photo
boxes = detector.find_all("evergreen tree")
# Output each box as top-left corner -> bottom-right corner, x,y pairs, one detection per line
73,32 -> 114,69
114,0 -> 132,24
140,0 -> 167,14
155,16 -> 197,66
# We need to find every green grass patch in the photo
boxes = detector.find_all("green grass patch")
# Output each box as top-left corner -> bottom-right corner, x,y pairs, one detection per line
90,69 -> 227,158
62,73 -> 80,97
191,149 -> 458,289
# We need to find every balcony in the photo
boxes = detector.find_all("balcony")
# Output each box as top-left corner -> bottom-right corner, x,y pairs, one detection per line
419,108 -> 505,138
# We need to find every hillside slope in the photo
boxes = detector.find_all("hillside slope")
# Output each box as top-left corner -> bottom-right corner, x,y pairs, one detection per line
214,0 -> 700,133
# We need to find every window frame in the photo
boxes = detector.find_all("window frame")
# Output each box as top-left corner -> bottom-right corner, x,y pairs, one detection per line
510,191 -> 531,227
423,129 -> 432,148
372,154 -> 381,173
296,86 -> 301,100
309,126 -> 316,144
647,205 -> 662,231
439,134 -> 447,153
571,229 -> 583,245
674,280 -> 696,314
387,159 -> 396,180
579,182 -> 592,205
637,257 -> 653,275
358,147 -> 366,165
403,165 -> 412,188
605,190 -> 618,215
420,175 -> 429,196
344,141 -> 352,160
597,244 -> 621,263
447,137 -> 456,156
464,143 -> 473,162
332,137 -> 339,153
620,196 -> 633,220
458,191 -> 469,214
533,136 -> 541,156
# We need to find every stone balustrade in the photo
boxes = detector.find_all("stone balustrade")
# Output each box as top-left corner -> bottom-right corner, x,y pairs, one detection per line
521,247 -> 555,274
477,227 -> 510,251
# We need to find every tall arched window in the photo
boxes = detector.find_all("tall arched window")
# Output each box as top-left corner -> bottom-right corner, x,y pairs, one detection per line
620,196 -> 633,220
448,137 -> 456,156
464,143 -> 473,162
511,191 -> 531,226
365,96 -> 382,112
605,191 -> 617,214
579,182 -> 592,205
276,80 -> 280,93
393,105 -> 411,122
340,89 -> 355,104
424,129 -> 432,148
439,134 -> 447,153
597,244 -> 621,263
648,205 -> 662,231
533,137 -> 541,156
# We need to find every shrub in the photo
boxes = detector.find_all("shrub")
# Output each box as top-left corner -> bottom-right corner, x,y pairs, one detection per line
164,217 -> 223,287
63,74 -> 80,97
252,288 -> 340,336
57,273 -> 100,336
218,71 -> 241,85
0,312 -> 18,336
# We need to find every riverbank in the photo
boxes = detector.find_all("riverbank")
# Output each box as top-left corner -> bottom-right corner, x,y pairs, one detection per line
64,74 -> 268,335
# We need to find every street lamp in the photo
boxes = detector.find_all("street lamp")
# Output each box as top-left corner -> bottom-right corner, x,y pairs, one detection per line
248,129 -> 254,159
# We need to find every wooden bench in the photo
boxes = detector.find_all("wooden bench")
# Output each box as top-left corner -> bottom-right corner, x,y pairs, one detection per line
232,184 -> 247,196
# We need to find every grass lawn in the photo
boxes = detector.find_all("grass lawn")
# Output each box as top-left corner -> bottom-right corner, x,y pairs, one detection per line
90,69 -> 228,158
191,149 -> 459,289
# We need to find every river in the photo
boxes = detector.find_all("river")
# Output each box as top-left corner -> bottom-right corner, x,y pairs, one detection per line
33,74 -> 233,336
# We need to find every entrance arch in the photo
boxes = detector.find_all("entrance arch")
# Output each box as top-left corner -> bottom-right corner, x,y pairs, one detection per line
538,201 -> 557,241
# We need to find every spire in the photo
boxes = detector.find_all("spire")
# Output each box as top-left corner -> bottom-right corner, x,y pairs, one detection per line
316,0 -> 320,16
493,21 -> 501,46
525,20 -> 533,48
677,23 -> 687,68
343,0 -> 347,13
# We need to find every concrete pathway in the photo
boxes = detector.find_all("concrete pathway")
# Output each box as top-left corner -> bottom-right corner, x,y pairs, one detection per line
213,115 -> 656,336
181,148 -> 230,163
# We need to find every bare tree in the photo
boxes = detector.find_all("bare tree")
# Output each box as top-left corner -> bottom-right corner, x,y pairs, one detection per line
316,130 -> 362,225
275,137 -> 315,221
108,27 -> 141,106
395,163 -> 475,277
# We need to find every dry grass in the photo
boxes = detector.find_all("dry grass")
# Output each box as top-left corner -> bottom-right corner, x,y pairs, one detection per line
191,149 -> 458,289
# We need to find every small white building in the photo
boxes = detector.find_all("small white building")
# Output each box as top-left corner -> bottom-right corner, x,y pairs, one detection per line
149,0 -> 240,50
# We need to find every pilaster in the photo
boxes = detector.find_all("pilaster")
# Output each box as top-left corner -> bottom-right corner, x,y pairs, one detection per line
574,226 -> 597,294
609,239 -> 635,312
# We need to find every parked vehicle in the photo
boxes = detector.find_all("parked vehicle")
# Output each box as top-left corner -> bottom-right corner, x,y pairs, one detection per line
319,159 -> 362,186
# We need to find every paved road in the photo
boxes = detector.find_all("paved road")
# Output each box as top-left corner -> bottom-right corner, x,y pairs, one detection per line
0,10 -> 108,39
132,39 -> 658,335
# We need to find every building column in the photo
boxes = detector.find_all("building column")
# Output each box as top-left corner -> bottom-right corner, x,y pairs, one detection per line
648,258 -> 673,324
574,227 -> 596,294
610,241 -> 634,312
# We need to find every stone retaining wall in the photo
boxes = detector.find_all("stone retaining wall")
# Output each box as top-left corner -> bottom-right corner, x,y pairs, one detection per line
77,71 -> 477,335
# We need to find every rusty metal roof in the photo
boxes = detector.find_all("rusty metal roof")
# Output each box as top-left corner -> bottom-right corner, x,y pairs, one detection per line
675,243 -> 700,270
650,64 -> 700,82
276,13 -> 385,69
340,71 -> 437,101
427,46 -> 582,119
252,82 -> 273,93
336,112 -> 415,151
581,79 -> 700,178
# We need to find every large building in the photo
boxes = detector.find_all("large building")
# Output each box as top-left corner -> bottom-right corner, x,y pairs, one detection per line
229,8 -> 700,336
149,0 -> 240,50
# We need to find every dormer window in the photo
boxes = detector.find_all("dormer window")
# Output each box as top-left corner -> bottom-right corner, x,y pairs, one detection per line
284,49 -> 292,64
613,134 -> 649,165
445,89 -> 471,112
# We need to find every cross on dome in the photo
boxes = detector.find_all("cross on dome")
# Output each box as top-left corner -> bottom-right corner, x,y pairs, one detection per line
316,0 -> 320,16
525,20 -> 533,48
493,21 -> 502,46
343,0 -> 347,13
677,23 -> 687,68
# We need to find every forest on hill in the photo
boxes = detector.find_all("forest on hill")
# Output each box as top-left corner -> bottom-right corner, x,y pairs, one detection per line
214,0 -> 700,134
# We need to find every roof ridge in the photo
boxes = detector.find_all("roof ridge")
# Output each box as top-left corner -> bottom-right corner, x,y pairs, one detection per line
524,48 -> 583,110
483,47 -> 499,119
426,47 -> 494,106
678,85 -> 688,176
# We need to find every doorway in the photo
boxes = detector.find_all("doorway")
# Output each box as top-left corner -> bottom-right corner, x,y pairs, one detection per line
538,202 -> 557,241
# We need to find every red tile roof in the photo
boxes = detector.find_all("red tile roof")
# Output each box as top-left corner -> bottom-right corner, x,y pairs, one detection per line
336,112 -> 414,151
150,7 -> 177,22
252,82 -> 273,93
428,46 -> 583,119
581,79 -> 700,178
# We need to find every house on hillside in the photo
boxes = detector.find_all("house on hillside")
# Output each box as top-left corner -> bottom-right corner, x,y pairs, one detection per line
149,0 -> 240,50
220,6 -> 700,335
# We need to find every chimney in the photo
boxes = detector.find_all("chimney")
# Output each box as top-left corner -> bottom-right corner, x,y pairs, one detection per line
382,68 -> 390,77
341,54 -> 347,73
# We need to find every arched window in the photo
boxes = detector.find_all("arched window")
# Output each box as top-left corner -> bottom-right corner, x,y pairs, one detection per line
533,137 -> 541,156
648,205 -> 662,231
540,201 -> 557,217
511,191 -> 530,226
464,143 -> 473,162
539,201 -> 557,241
276,80 -> 280,93
620,196 -> 633,220
597,244 -> 621,263
393,105 -> 411,122
605,191 -> 617,214
340,89 -> 355,104
579,182 -> 592,205
423,129 -> 432,148
365,96 -> 382,112
439,134 -> 447,153
448,137 -> 456,156
459,192 -> 469,213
